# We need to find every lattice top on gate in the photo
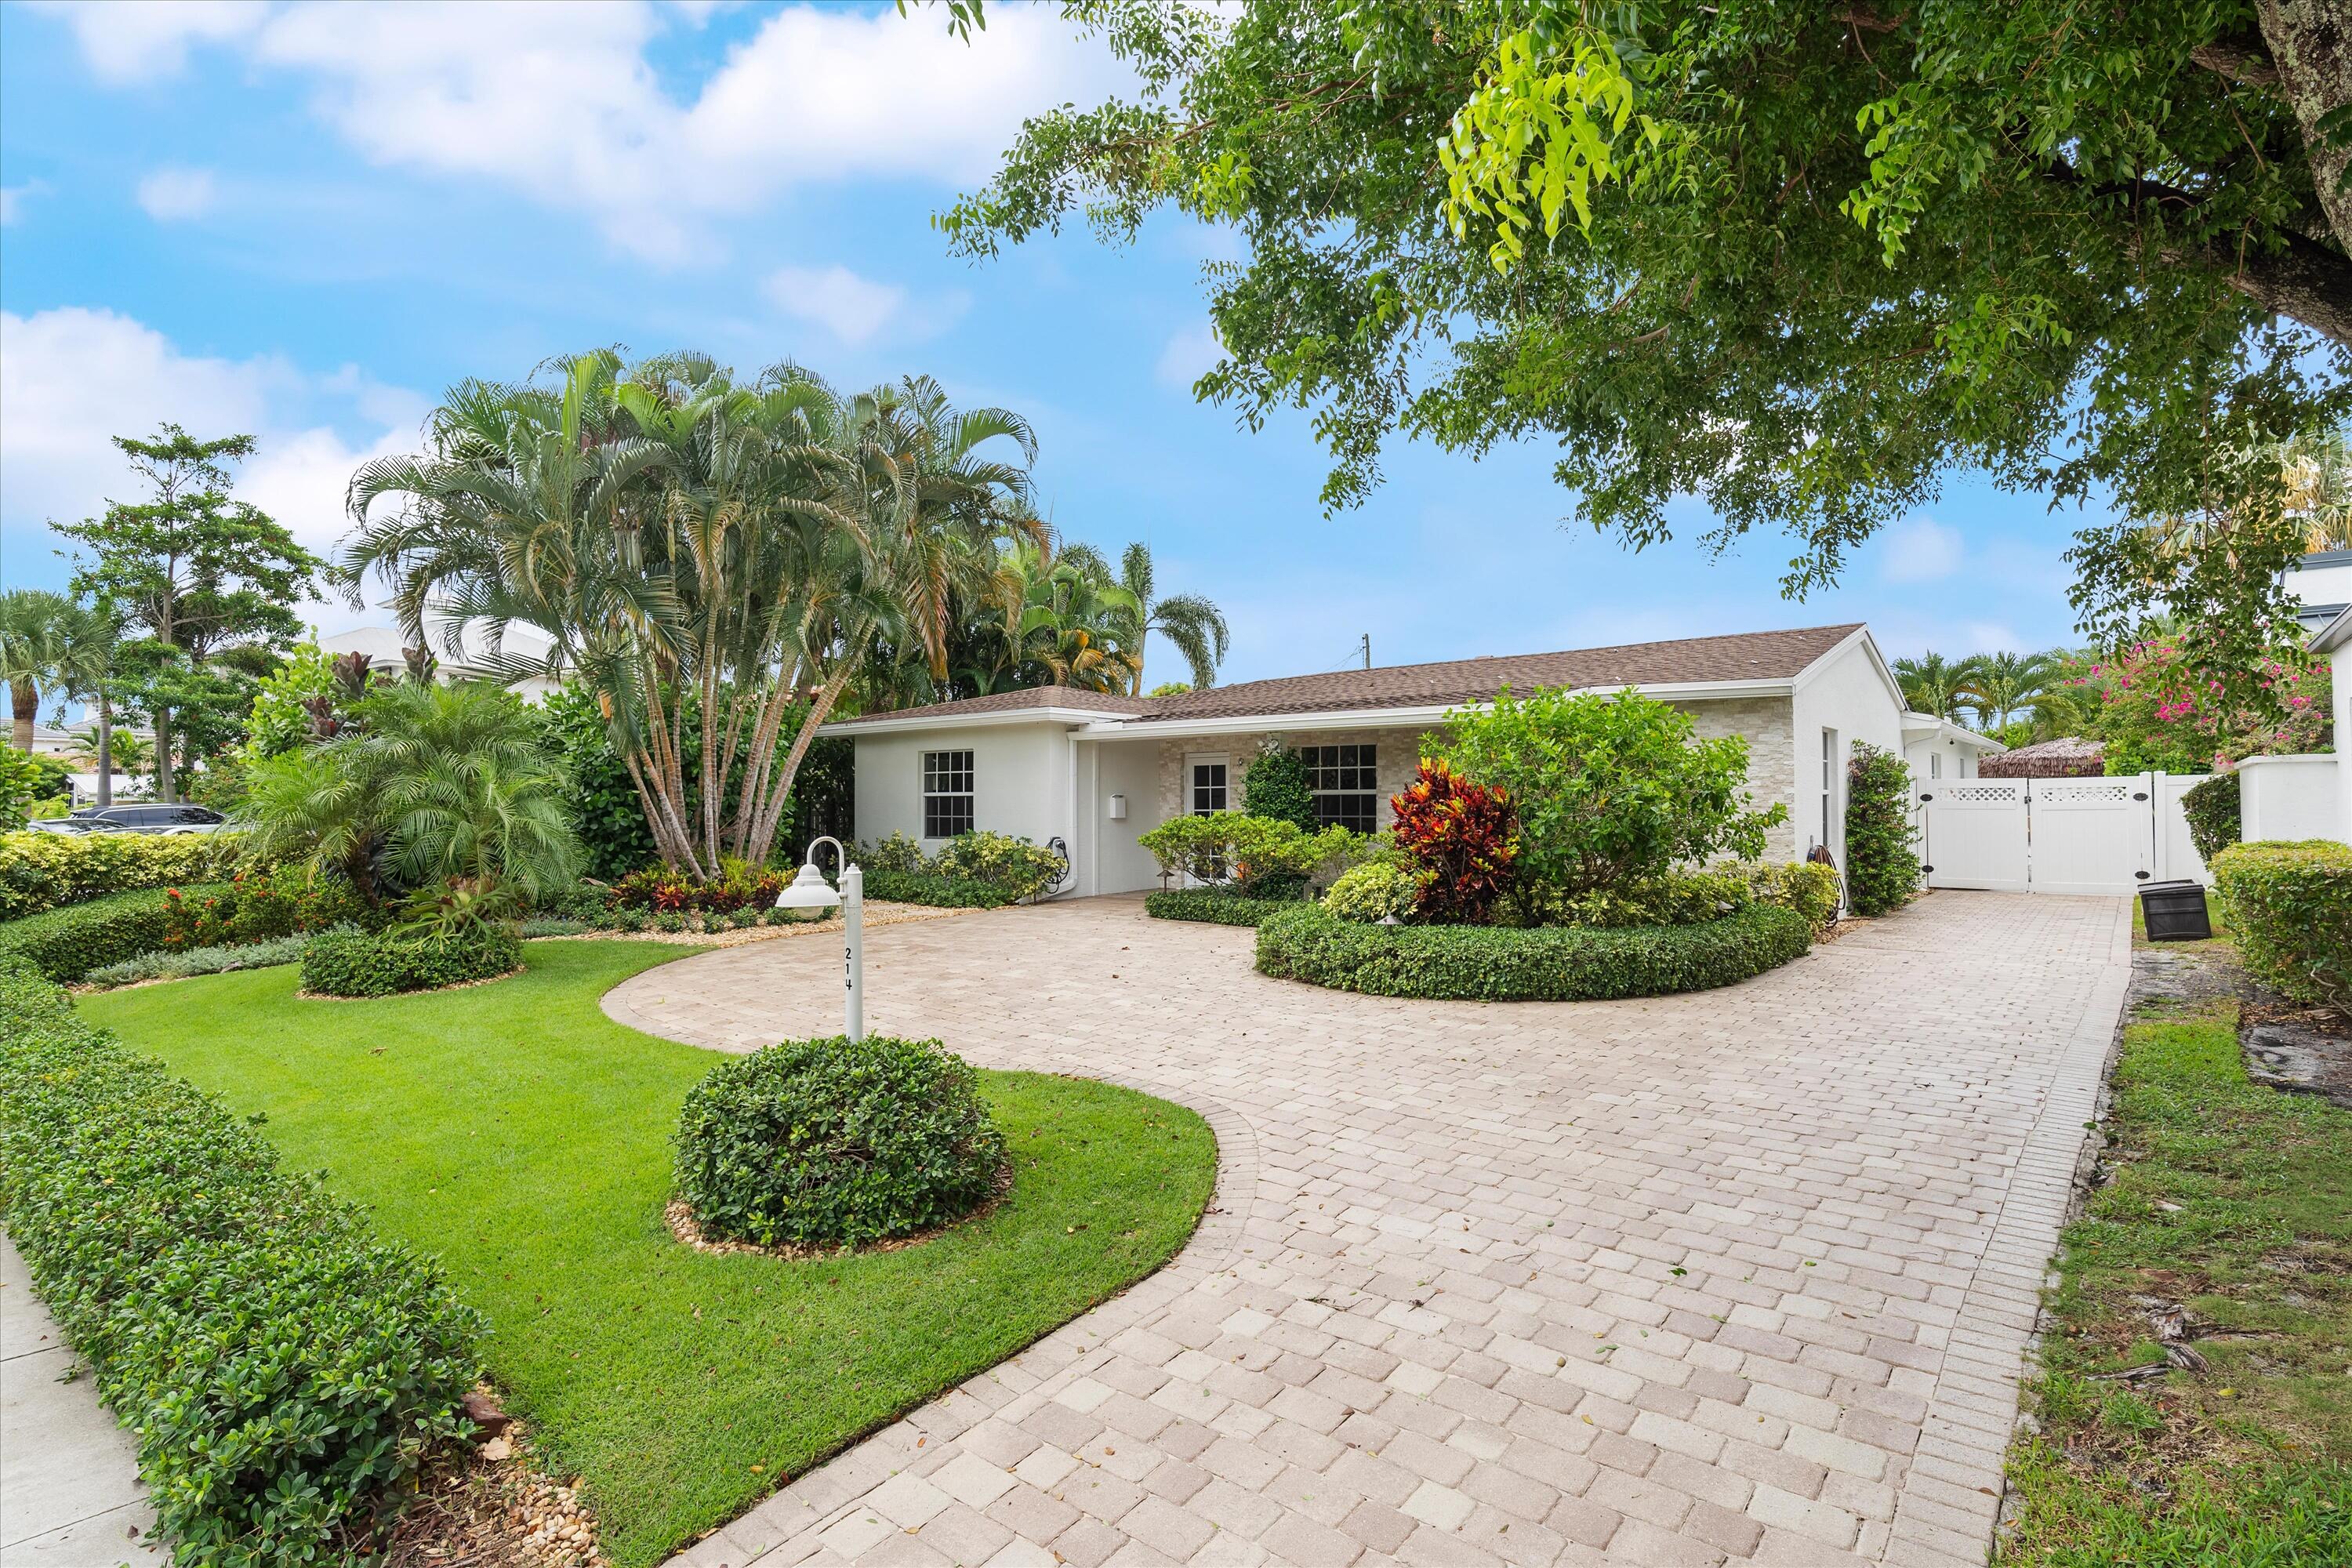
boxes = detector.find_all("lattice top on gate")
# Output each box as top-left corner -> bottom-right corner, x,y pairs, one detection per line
1940,782 -> 2027,804
2034,779 -> 2136,808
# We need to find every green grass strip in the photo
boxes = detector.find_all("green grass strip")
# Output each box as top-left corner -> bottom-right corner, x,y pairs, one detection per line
82,941 -> 1217,1566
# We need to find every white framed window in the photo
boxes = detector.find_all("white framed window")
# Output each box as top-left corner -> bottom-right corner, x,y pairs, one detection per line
923,749 -> 974,838
1820,728 -> 1840,854
1187,754 -> 1229,815
1300,743 -> 1379,833
1929,751 -> 1943,780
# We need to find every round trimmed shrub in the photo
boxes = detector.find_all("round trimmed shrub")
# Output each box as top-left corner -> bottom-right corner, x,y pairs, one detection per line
2179,771 -> 2241,863
1254,901 -> 1812,1001
674,1035 -> 1007,1249
1322,860 -> 1418,924
299,923 -> 522,997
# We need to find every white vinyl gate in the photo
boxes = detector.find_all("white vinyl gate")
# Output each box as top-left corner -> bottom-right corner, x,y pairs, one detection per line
1916,772 -> 2208,896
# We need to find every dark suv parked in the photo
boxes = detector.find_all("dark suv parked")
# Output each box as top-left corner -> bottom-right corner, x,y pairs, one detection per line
67,804 -> 228,835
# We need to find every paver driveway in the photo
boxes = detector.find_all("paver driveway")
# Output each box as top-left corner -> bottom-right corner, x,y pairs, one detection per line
614,891 -> 2132,1568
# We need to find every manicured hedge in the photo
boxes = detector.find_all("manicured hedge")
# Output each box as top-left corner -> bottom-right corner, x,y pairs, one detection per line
300,924 -> 523,997
0,956 -> 482,1563
861,868 -> 1014,909
2179,771 -> 2242,863
2211,840 -> 2350,1015
674,1034 -> 1007,1248
1254,902 -> 1813,1001
1144,888 -> 1302,927
0,883 -> 234,982
0,829 -> 244,920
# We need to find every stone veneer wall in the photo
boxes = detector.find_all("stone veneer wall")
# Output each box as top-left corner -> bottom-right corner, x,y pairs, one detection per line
1152,695 -> 1798,862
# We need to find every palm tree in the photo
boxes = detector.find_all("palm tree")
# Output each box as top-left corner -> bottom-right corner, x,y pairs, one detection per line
1893,652 -> 1976,720
1116,541 -> 1229,690
1014,546 -> 1145,693
0,590 -> 77,752
1960,650 -> 2064,730
239,680 -> 581,908
342,353 -> 1038,877
2282,427 -> 2351,551
65,725 -> 148,776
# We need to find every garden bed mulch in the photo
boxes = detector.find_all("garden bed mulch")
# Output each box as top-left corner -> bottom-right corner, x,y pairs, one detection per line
381,1414 -> 605,1568
539,898 -> 982,949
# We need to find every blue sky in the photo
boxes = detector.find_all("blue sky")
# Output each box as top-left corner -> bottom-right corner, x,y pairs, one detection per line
0,0 -> 2104,692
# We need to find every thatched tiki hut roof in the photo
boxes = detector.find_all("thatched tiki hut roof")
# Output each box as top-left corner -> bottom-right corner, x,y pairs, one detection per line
1978,736 -> 2107,777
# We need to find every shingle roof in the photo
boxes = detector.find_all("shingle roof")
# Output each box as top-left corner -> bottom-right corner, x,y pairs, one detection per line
833,624 -> 1864,728
829,685 -> 1156,725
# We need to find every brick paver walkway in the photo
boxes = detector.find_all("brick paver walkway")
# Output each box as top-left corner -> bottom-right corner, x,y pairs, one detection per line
614,891 -> 2132,1568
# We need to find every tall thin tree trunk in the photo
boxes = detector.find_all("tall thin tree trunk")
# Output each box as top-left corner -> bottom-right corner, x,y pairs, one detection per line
2257,0 -> 2352,256
10,681 -> 34,753
747,662 -> 856,866
96,699 -> 113,810
154,708 -> 176,802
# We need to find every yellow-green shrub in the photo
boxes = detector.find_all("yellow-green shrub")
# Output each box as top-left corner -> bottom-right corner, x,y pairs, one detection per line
0,830 -> 245,920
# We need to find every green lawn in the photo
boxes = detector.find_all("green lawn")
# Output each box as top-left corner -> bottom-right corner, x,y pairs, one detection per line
1997,994 -> 2352,1565
81,942 -> 1217,1567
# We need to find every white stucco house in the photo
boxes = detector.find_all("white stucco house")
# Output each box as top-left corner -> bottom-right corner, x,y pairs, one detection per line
1901,712 -> 2005,785
320,620 -> 563,702
828,622 -> 1923,897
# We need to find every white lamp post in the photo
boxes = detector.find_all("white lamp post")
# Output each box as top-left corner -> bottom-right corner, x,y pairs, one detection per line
775,835 -> 863,1042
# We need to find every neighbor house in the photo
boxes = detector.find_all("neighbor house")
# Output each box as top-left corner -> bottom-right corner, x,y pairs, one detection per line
321,619 -> 563,702
828,622 -> 1916,897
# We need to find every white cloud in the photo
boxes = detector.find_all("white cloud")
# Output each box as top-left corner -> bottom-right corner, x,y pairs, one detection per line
136,166 -> 218,221
762,263 -> 967,347
1879,515 -> 1963,583
0,307 -> 423,568
191,0 -> 1129,261
1156,323 -> 1224,390
27,0 -> 265,84
0,180 -> 47,224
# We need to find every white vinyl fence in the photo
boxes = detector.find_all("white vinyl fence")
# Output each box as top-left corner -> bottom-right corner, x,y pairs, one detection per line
1914,772 -> 2211,896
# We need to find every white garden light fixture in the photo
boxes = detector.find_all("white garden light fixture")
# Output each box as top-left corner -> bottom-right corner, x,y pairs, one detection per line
776,835 -> 863,1042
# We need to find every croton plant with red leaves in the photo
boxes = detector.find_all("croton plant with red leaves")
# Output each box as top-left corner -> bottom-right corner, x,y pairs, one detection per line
1390,759 -> 1518,924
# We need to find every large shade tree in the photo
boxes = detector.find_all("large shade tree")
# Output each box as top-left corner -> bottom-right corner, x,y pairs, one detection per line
56,426 -> 319,800
938,0 -> 2350,707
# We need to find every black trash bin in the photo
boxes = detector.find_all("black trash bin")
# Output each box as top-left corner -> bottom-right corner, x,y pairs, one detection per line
2139,879 -> 2212,942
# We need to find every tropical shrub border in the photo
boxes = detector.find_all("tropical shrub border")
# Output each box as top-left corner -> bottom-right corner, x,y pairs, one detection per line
2179,771 -> 2243,863
1256,902 -> 1813,1001
300,924 -> 524,998
1842,742 -> 1920,916
0,956 -> 482,1562
2211,840 -> 2350,1017
0,884 -> 234,982
1142,888 -> 1301,927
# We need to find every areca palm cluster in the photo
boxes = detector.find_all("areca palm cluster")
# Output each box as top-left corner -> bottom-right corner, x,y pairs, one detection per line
340,351 -> 1040,879
868,536 -> 1230,703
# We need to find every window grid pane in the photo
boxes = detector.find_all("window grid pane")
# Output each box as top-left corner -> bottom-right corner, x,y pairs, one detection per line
923,750 -> 975,839
1300,743 -> 1377,832
1191,762 -> 1228,815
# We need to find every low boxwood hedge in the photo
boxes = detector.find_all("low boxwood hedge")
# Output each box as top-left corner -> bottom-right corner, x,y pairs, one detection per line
2211,840 -> 2350,1015
1254,901 -> 1813,1001
0,956 -> 482,1563
860,868 -> 1014,909
1143,888 -> 1303,927
0,883 -> 234,982
300,923 -> 523,997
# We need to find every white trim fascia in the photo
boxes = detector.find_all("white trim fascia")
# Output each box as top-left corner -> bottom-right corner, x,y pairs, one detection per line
822,706 -> 1140,738
1791,625 -> 1907,713
2311,603 -> 2352,655
1068,677 -> 1799,742
1900,711 -> 2007,753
